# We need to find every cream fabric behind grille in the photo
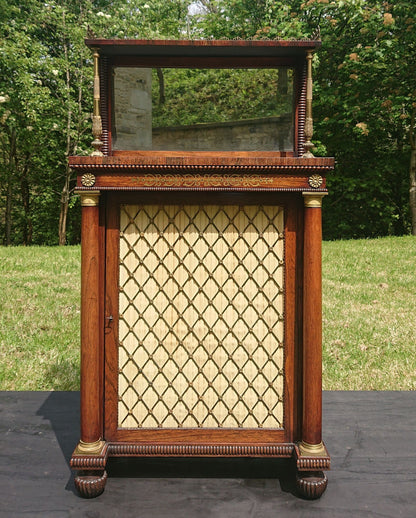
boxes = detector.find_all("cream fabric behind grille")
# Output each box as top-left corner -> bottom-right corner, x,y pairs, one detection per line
118,204 -> 285,429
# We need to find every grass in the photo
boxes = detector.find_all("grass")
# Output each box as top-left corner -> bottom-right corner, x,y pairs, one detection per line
322,236 -> 416,390
0,246 -> 81,390
0,236 -> 415,391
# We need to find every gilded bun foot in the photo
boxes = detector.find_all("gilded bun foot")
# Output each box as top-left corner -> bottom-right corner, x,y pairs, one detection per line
296,470 -> 328,499
74,470 -> 107,498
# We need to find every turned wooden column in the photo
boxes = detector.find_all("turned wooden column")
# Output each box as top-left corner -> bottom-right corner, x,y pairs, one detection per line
78,190 -> 103,451
300,192 -> 327,455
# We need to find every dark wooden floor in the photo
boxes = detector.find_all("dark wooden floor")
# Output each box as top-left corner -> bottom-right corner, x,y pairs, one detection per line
1,391 -> 414,517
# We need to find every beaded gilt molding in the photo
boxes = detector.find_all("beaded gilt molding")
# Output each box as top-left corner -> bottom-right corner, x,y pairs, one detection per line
118,204 -> 285,429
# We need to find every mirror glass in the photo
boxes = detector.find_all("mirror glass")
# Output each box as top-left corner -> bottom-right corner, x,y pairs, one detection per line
112,67 -> 294,152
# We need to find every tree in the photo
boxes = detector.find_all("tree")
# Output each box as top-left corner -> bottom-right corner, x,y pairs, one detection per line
0,0 -> 193,244
35,3 -> 94,245
1,0 -> 415,243
0,1 -> 94,245
0,10 -> 58,245
298,0 -> 416,237
188,0 -> 416,238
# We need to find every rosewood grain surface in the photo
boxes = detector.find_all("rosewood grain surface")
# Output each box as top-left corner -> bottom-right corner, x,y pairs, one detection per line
302,205 -> 323,446
70,154 -> 335,167
80,203 -> 102,444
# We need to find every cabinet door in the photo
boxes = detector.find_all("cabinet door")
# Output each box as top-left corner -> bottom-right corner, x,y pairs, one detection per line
104,192 -> 301,447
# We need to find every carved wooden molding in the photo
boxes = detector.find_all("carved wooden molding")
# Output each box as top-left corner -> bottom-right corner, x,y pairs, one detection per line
293,444 -> 330,471
74,471 -> 108,499
70,442 -> 109,470
70,455 -> 108,470
70,163 -> 334,174
75,173 -> 329,192
133,173 -> 275,188
296,471 -> 328,500
296,456 -> 331,471
108,443 -> 294,457
70,156 -> 334,194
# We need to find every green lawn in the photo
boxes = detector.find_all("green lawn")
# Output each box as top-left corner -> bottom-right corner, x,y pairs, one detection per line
1,236 -> 415,390
322,236 -> 416,390
0,246 -> 81,390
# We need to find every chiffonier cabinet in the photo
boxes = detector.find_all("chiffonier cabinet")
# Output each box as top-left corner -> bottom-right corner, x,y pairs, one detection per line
69,38 -> 334,499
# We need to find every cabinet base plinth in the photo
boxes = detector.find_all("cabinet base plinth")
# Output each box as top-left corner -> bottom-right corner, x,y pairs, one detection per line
70,440 -> 330,499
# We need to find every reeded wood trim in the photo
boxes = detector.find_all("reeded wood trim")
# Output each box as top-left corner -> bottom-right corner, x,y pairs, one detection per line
70,454 -> 108,470
70,154 -> 334,170
297,63 -> 307,156
86,38 -> 321,47
100,56 -> 109,155
296,457 -> 330,471
74,472 -> 107,498
294,443 -> 330,471
108,443 -> 294,458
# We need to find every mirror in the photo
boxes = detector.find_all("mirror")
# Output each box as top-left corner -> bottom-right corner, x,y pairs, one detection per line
112,67 -> 294,152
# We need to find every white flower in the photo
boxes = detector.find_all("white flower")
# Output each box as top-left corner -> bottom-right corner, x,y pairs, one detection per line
143,4 -> 150,8
52,123 -> 59,130
105,14 -> 111,19
26,126 -> 33,131
1,110 -> 11,123
0,94 -> 10,103
97,11 -> 105,16
52,69 -> 59,76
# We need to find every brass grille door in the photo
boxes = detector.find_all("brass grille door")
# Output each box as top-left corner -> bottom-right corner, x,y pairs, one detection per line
116,204 -> 285,431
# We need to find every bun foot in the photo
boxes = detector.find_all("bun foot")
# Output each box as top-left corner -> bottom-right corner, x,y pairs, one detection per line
296,470 -> 328,499
74,470 -> 108,498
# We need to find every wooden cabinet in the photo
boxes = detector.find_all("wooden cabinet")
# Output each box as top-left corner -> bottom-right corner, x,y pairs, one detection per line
70,39 -> 333,499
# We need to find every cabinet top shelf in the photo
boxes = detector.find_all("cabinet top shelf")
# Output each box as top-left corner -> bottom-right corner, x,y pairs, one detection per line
85,38 -> 321,58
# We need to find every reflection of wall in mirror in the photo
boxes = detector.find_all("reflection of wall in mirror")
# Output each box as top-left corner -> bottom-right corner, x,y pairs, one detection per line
113,68 -> 152,149
152,115 -> 293,152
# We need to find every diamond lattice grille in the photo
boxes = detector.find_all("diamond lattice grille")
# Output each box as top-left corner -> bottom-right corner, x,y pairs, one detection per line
118,204 -> 284,429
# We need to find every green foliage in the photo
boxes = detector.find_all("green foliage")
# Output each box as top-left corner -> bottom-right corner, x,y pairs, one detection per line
0,0 -> 93,245
1,0 -> 415,243
152,68 -> 292,127
91,0 -> 192,39
191,0 -> 307,40
301,0 -> 416,238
